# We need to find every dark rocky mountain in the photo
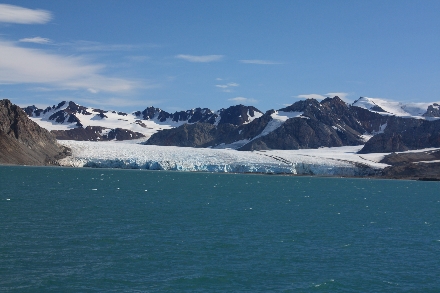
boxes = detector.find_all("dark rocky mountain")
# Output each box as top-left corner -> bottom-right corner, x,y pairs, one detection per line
423,103 -> 440,117
25,101 -> 109,127
239,97 -> 388,151
145,107 -> 270,148
134,106 -> 217,124
52,127 -> 145,141
25,101 -> 263,128
25,102 -> 263,142
358,117 -> 440,153
23,97 -> 440,155
146,96 -> 440,153
133,104 -> 262,126
145,97 -> 392,151
0,99 -> 69,165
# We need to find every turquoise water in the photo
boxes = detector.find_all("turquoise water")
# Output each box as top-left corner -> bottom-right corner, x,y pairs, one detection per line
1,166 -> 439,292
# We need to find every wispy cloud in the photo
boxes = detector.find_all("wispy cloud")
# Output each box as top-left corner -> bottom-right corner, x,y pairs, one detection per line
19,36 -> 51,44
228,97 -> 258,104
239,59 -> 283,65
72,41 -> 159,52
216,82 -> 239,93
0,4 -> 52,24
0,40 -> 141,93
296,92 -> 349,101
175,54 -> 224,63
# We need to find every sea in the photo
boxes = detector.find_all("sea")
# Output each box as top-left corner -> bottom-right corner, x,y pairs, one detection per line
1,165 -> 439,292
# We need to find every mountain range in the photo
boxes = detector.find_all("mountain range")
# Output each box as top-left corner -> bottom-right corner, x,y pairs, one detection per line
23,97 -> 440,153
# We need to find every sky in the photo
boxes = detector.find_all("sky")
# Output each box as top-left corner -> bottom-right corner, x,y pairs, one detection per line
0,0 -> 440,112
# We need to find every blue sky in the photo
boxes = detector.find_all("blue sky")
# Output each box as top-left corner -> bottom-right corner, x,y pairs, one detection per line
0,1 -> 439,112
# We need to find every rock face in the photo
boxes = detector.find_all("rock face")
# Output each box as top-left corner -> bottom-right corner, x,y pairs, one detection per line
0,99 -> 69,165
423,103 -> 440,117
134,106 -> 217,124
146,96 -> 440,153
51,127 -> 145,141
359,117 -> 440,153
25,101 -> 89,127
240,97 -> 387,151
133,104 -> 262,126
378,150 -> 440,180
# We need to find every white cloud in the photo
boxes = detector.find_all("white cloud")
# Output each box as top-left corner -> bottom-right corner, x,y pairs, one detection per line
74,41 -> 155,52
216,82 -> 239,92
175,54 -> 224,63
228,97 -> 258,104
239,59 -> 283,65
0,4 -> 52,24
0,40 -> 141,93
19,36 -> 51,44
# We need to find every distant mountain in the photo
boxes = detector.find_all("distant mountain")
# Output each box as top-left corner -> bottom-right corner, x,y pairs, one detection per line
352,97 -> 440,118
145,97 -> 389,150
25,102 -> 263,141
0,99 -> 69,165
145,96 -> 440,152
25,97 -> 440,153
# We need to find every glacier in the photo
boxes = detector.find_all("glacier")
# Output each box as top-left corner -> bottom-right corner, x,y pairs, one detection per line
58,140 -> 389,176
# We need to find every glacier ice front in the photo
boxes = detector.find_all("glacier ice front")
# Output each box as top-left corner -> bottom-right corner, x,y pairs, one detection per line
58,141 -> 388,176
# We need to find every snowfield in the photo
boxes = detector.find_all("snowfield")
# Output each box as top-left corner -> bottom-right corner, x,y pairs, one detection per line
352,97 -> 440,119
58,140 -> 389,176
29,108 -> 180,139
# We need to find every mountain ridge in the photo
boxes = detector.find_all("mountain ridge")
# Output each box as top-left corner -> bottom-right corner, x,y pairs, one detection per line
24,97 -> 440,153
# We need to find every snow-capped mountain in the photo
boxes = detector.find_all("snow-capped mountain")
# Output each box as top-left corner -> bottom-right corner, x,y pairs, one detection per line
352,97 -> 440,118
24,97 -> 440,153
146,97 -> 388,150
24,101 -> 263,141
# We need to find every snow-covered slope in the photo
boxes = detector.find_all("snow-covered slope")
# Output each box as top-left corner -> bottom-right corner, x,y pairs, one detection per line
213,111 -> 305,150
26,101 -> 183,139
26,101 -> 264,140
58,140 -> 388,176
352,97 -> 440,119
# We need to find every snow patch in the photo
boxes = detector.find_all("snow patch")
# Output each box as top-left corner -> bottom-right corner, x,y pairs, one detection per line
257,111 -> 303,138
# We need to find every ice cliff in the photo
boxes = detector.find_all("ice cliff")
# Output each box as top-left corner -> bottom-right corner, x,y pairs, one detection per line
58,141 -> 388,176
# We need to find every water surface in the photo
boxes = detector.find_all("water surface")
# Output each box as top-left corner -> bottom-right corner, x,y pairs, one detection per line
1,166 -> 439,292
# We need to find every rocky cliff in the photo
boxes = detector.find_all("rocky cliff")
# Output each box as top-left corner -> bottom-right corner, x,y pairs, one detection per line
0,99 -> 69,165
359,117 -> 440,153
51,126 -> 145,141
